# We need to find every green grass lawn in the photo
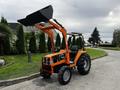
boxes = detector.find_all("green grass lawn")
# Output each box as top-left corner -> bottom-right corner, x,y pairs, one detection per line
86,48 -> 107,59
0,53 -> 45,80
0,48 -> 107,80
100,47 -> 120,51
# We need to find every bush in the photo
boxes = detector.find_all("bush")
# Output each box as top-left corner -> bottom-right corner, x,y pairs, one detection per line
99,44 -> 115,47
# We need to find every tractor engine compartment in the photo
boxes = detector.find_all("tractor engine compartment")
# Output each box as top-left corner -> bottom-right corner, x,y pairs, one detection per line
52,53 -> 65,63
41,51 -> 66,73
42,52 -> 65,65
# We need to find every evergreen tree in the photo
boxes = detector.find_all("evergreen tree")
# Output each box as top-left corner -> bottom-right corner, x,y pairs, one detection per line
3,36 -> 11,54
39,32 -> 46,53
0,17 -> 11,55
88,37 -> 94,44
47,37 -> 51,52
72,36 -> 76,45
16,25 -> 25,54
91,27 -> 100,43
55,33 -> 61,47
1,16 -> 8,25
61,37 -> 66,49
88,27 -> 101,46
112,29 -> 120,47
68,36 -> 72,47
29,31 -> 37,53
76,37 -> 83,48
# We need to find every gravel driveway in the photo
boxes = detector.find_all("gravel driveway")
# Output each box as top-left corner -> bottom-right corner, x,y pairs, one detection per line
1,49 -> 120,90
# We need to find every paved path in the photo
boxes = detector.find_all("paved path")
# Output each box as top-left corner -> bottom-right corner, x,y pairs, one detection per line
1,50 -> 120,90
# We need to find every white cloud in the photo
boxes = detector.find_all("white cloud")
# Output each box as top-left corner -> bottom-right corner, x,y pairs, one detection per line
0,0 -> 120,42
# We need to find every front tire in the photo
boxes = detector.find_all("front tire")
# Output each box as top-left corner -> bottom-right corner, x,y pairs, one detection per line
40,71 -> 51,79
58,66 -> 72,85
42,74 -> 51,79
77,54 -> 91,75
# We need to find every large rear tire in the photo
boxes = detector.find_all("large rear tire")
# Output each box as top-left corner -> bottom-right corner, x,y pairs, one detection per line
77,54 -> 91,75
58,66 -> 72,85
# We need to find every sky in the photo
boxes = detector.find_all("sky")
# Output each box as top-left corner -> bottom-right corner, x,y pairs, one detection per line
0,0 -> 120,42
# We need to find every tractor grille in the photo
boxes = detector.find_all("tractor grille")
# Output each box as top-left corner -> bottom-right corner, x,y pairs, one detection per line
43,57 -> 50,65
42,65 -> 51,71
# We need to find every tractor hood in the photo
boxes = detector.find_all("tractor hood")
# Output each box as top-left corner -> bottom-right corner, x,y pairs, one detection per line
17,5 -> 53,26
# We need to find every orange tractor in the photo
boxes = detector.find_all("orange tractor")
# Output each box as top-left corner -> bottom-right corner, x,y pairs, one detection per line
18,5 -> 91,85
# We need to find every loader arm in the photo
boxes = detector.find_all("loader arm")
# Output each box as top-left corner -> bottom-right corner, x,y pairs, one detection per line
35,21 -> 70,64
35,24 -> 55,52
18,5 -> 70,64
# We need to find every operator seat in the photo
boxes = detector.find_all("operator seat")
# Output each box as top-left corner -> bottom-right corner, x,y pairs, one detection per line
70,45 -> 79,63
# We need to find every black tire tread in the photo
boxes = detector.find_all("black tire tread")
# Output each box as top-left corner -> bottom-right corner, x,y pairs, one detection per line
77,54 -> 91,75
58,66 -> 72,85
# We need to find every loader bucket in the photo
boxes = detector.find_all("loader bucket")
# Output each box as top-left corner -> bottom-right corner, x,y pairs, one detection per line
18,5 -> 53,26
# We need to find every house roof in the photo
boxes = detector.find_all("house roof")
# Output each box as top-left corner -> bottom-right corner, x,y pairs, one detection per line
8,23 -> 20,31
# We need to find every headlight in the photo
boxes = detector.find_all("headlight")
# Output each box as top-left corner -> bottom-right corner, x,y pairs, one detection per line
53,56 -> 58,63
43,57 -> 50,65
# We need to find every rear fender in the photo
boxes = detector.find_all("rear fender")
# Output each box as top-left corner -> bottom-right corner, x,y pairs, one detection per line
74,50 -> 86,65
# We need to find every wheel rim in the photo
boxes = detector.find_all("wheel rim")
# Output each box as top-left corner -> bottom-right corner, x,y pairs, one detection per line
63,70 -> 70,81
83,57 -> 90,71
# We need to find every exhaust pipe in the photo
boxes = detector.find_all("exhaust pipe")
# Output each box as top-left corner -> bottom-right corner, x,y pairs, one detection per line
18,5 -> 53,26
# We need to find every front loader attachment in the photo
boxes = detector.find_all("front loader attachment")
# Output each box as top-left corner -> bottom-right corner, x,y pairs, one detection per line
18,5 -> 53,26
